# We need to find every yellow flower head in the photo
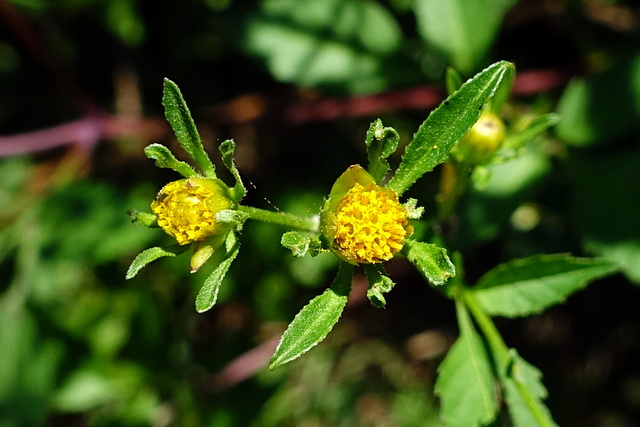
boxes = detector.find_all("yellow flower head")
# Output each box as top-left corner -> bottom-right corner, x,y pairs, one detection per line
151,177 -> 234,245
321,165 -> 413,264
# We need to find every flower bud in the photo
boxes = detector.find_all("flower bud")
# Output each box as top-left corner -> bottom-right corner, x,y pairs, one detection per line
320,165 -> 413,264
452,111 -> 506,165
151,177 -> 234,245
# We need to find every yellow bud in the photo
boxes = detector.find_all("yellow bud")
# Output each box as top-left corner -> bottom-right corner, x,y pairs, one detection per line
321,165 -> 413,264
151,177 -> 234,245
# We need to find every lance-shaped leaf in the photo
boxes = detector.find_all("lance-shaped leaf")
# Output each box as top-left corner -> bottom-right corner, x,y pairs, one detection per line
403,240 -> 455,286
501,350 -> 558,427
365,119 -> 400,183
195,232 -> 241,313
269,262 -> 353,370
471,254 -> 618,318
162,78 -> 216,177
387,61 -> 513,196
144,143 -> 197,178
436,298 -> 498,427
126,245 -> 187,279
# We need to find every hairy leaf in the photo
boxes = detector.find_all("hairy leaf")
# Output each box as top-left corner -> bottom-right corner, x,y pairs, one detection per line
387,61 -> 514,196
162,78 -> 215,177
403,240 -> 455,286
126,246 -> 185,279
143,143 -> 197,178
269,262 -> 352,369
195,233 -> 240,312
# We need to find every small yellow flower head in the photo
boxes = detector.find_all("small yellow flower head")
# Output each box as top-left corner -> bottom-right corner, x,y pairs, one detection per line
321,165 -> 413,264
151,177 -> 234,245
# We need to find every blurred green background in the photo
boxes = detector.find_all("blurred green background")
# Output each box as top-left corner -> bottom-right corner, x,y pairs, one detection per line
1,0 -> 640,425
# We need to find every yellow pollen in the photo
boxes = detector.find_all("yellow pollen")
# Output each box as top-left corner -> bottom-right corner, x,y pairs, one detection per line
333,182 -> 412,264
151,178 -> 232,245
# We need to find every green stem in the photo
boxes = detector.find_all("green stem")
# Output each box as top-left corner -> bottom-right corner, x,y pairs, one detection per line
463,290 -> 555,427
239,205 -> 319,232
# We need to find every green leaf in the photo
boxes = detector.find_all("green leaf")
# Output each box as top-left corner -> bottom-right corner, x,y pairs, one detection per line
125,246 -> 186,279
281,231 -> 311,257
269,262 -> 353,370
162,78 -> 215,177
143,143 -> 197,178
364,264 -> 395,308
502,351 -> 558,427
215,209 -> 250,232
127,209 -> 157,227
195,232 -> 241,313
414,0 -> 517,74
403,240 -> 455,286
471,254 -> 618,318
365,119 -> 400,183
436,298 -> 498,427
218,139 -> 246,202
490,62 -> 515,113
387,61 -> 514,196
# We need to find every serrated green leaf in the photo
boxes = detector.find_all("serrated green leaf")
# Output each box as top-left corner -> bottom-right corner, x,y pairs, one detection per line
162,78 -> 215,177
125,246 -> 185,279
472,254 -> 618,318
502,351 -> 557,427
490,63 -> 515,113
365,119 -> 400,183
403,240 -> 455,286
143,143 -> 197,178
219,139 -> 246,202
364,264 -> 395,308
436,299 -> 498,427
269,262 -> 353,370
195,233 -> 240,313
387,61 -> 514,196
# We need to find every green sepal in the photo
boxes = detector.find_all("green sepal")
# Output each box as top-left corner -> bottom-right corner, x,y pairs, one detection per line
127,209 -> 157,227
162,78 -> 216,177
365,119 -> 400,183
218,139 -> 246,202
403,240 -> 455,286
269,262 -> 353,370
364,264 -> 395,308
387,61 -> 514,196
126,245 -> 188,279
143,143 -> 198,178
281,231 -> 323,258
195,232 -> 241,313
215,209 -> 249,232
402,198 -> 424,220
445,67 -> 463,96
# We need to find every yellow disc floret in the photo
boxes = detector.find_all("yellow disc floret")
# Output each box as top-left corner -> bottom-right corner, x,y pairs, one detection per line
332,182 -> 412,264
151,177 -> 233,245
